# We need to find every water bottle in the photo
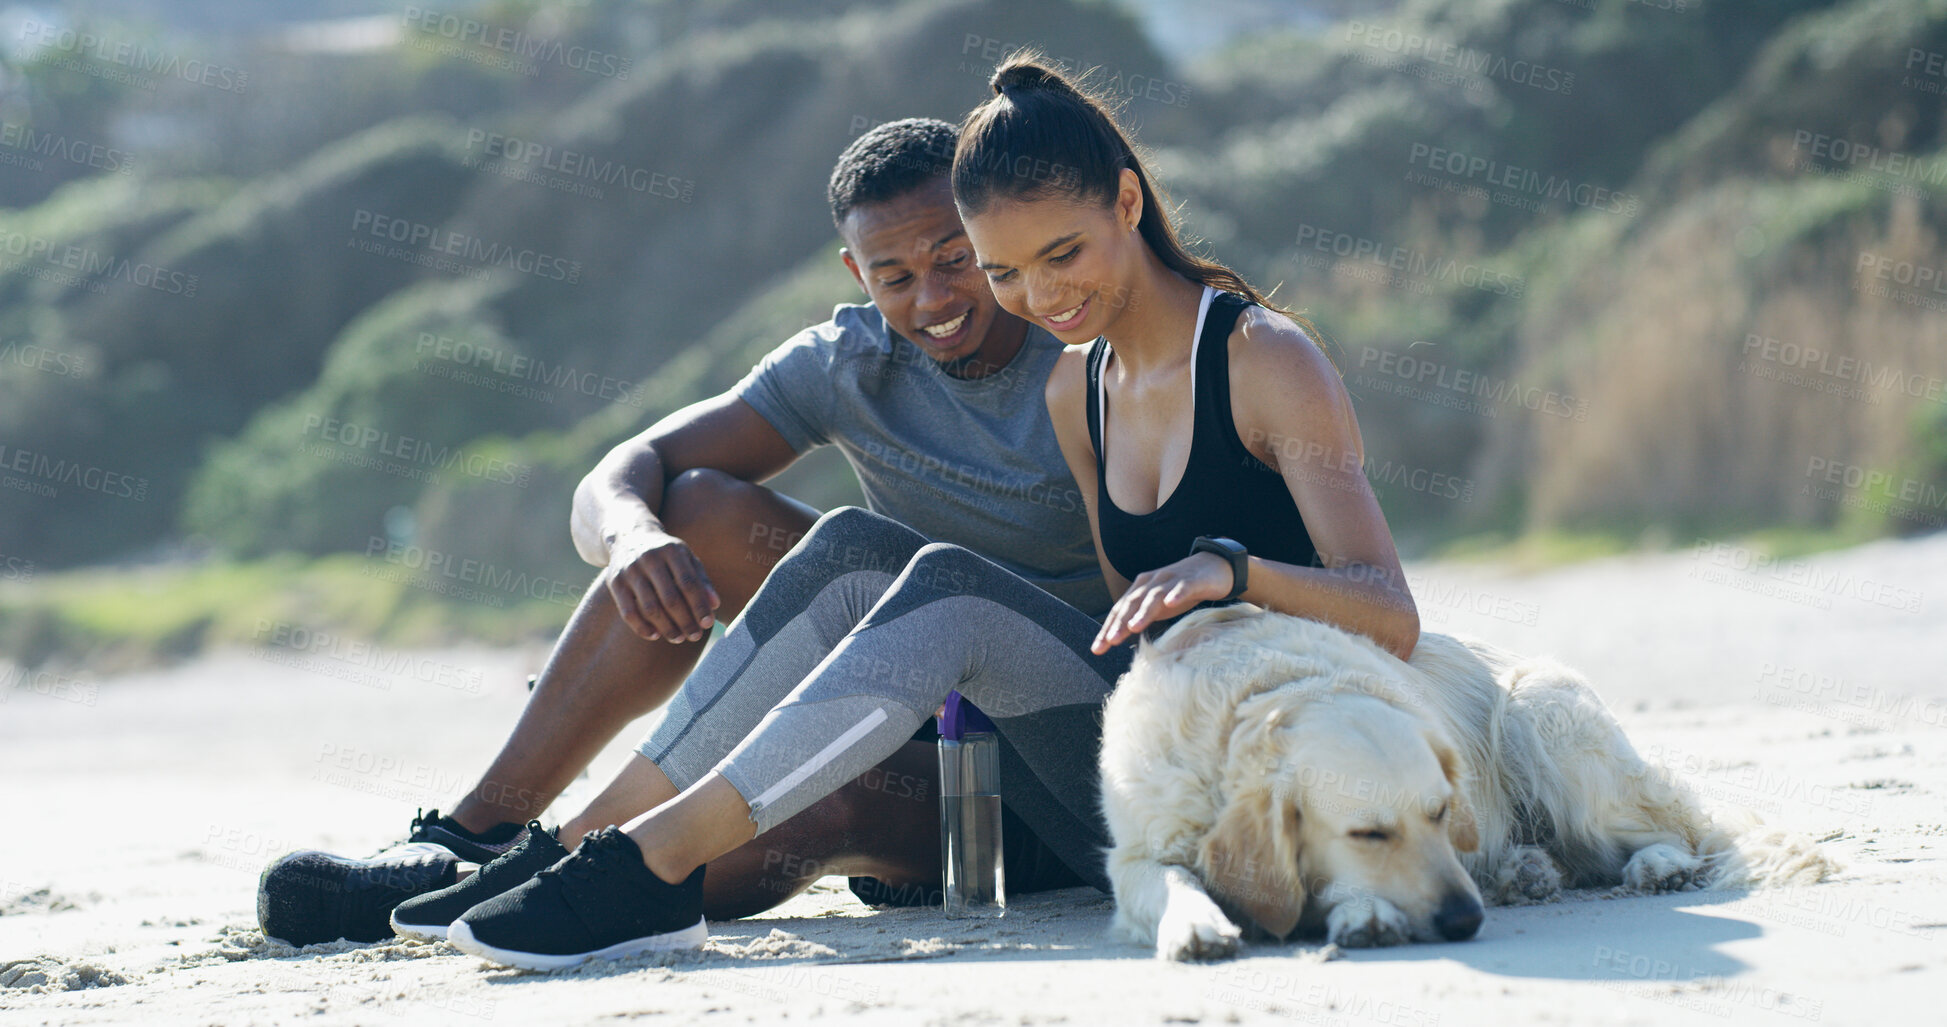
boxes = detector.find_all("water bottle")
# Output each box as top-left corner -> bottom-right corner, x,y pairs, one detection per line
938,691 -> 1005,918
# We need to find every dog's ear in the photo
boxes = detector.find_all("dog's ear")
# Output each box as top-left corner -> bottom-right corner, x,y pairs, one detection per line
1198,783 -> 1305,938
1197,701 -> 1307,938
1428,732 -> 1480,853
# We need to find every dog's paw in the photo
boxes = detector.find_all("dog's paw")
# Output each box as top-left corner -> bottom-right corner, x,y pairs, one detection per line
1324,896 -> 1410,948
1487,846 -> 1563,905
1622,843 -> 1705,893
1155,904 -> 1242,962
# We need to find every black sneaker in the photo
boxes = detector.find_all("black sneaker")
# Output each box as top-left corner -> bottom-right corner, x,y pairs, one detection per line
446,827 -> 707,970
390,822 -> 567,941
257,842 -> 459,945
255,810 -> 524,945
405,808 -> 528,864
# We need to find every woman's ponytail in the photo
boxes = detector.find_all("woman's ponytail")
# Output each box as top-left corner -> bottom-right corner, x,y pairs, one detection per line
954,50 -> 1307,330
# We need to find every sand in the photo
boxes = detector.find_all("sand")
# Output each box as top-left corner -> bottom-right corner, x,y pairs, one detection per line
4,534 -> 1945,1025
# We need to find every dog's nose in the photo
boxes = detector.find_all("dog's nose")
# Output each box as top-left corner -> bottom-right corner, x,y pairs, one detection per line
1434,893 -> 1483,941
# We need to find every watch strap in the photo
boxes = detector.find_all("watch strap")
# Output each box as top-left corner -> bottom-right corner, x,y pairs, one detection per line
1190,536 -> 1248,601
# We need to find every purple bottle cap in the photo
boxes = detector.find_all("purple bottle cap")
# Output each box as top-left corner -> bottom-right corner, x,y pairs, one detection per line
940,691 -> 996,740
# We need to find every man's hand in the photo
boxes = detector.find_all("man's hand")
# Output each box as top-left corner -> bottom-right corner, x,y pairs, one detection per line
1091,552 -> 1233,654
603,530 -> 721,643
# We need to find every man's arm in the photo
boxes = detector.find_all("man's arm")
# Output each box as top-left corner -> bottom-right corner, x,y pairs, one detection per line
572,391 -> 800,643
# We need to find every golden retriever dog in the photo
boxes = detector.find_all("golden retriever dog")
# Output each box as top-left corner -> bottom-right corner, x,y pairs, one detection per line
1099,604 -> 1837,961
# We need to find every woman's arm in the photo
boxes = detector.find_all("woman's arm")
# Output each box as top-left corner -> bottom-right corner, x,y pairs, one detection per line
1092,309 -> 1421,660
1045,346 -> 1132,603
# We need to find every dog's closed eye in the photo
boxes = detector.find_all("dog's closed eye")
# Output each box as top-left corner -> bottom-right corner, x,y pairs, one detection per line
1348,829 -> 1392,842
1431,801 -> 1449,823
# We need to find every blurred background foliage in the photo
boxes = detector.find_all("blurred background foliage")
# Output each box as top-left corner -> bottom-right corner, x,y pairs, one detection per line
1,0 -> 1943,667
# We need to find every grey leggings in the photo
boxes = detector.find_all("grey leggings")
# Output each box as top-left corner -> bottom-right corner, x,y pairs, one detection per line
638,506 -> 1130,890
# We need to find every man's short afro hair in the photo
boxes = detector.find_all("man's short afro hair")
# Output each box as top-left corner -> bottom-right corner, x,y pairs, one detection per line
828,118 -> 958,228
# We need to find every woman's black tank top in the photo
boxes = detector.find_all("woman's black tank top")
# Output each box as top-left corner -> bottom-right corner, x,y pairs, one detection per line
1084,287 -> 1319,583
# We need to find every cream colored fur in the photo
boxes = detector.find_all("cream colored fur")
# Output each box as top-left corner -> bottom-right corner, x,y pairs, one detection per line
1099,604 -> 1838,961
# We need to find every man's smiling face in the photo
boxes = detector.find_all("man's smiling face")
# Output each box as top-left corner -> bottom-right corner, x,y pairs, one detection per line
840,177 -> 1020,373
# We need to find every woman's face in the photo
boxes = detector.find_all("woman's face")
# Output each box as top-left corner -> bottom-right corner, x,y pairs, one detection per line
960,169 -> 1146,345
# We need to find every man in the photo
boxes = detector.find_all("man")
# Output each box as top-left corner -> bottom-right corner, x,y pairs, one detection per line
258,118 -> 1110,944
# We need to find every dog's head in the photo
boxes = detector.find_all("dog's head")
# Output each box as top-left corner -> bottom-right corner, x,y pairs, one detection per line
1196,687 -> 1484,943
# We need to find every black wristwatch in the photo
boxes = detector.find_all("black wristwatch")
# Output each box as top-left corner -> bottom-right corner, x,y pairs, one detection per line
1190,536 -> 1249,601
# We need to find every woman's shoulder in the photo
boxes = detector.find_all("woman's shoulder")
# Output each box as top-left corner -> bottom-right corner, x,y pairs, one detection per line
1226,302 -> 1343,402
1043,341 -> 1097,407
1043,343 -> 1100,468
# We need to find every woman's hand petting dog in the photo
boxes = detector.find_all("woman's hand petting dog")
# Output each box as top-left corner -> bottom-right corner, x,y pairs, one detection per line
1091,551 -> 1234,653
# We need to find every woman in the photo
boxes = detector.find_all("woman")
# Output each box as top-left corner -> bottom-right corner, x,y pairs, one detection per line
954,55 -> 1418,659
440,56 -> 1418,969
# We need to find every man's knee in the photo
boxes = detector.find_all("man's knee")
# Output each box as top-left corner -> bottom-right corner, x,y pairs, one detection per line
661,468 -> 809,567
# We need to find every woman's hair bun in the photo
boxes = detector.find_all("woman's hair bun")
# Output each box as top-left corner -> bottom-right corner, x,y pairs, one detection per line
990,55 -> 1066,97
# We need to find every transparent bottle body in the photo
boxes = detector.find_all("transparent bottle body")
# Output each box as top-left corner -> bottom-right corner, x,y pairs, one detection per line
938,732 -> 1005,918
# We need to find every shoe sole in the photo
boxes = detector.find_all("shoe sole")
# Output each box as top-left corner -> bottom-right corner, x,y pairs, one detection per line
446,916 -> 708,970
389,907 -> 450,942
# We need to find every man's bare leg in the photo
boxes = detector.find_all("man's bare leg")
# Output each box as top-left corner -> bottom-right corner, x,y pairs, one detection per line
702,741 -> 939,919
448,469 -> 816,833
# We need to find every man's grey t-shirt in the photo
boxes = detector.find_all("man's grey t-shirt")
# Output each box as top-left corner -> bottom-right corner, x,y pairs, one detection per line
734,302 -> 1111,616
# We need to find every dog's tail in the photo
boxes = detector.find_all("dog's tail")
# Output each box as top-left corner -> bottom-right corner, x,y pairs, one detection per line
1696,814 -> 1842,890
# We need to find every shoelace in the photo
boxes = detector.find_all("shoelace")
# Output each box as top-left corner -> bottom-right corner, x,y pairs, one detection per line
409,809 -> 539,856
483,822 -> 553,868
535,830 -> 616,884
